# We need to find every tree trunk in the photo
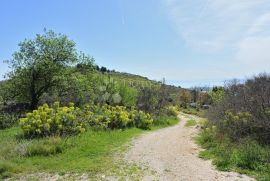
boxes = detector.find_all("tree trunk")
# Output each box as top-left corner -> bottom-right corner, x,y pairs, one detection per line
30,94 -> 39,110
30,69 -> 39,110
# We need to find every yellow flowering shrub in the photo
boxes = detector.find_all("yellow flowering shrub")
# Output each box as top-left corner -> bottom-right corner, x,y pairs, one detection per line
19,102 -> 87,137
86,105 -> 153,129
166,106 -> 180,116
198,119 -> 209,128
20,102 -> 154,137
82,104 -> 153,130
131,110 -> 153,129
222,111 -> 252,128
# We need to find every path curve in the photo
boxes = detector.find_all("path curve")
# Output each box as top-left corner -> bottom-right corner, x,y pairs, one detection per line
125,113 -> 255,181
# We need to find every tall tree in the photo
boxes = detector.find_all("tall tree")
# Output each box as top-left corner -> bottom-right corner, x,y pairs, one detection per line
5,30 -> 78,109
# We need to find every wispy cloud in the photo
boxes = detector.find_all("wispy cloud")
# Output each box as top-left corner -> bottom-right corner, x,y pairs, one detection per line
164,0 -> 270,50
163,0 -> 270,78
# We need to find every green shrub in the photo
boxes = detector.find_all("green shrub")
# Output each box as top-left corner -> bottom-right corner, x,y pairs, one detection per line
105,105 -> 133,129
198,119 -> 208,128
165,106 -> 179,116
0,112 -> 18,129
197,128 -> 270,180
206,74 -> 270,145
20,102 -> 154,137
84,104 -> 153,130
117,83 -> 138,107
19,102 -> 87,137
219,111 -> 252,140
89,105 -> 133,129
131,110 -> 153,129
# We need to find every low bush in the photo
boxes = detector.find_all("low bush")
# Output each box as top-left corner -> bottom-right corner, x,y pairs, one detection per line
198,118 -> 208,128
131,110 -> 153,129
86,105 -> 133,129
165,106 -> 179,116
197,127 -> 270,180
19,102 -> 154,137
207,74 -> 270,144
19,102 -> 87,137
219,111 -> 253,141
84,104 -> 153,130
0,112 -> 18,129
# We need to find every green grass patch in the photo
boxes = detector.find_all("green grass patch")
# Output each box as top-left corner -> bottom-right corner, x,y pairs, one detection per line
152,116 -> 180,130
185,119 -> 197,127
181,107 -> 201,116
0,116 -> 179,179
196,130 -> 270,180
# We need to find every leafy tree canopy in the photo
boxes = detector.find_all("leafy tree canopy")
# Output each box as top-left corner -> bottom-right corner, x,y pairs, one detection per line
4,29 -> 94,109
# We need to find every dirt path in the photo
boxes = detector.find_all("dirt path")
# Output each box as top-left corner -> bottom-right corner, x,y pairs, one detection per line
125,113 -> 255,181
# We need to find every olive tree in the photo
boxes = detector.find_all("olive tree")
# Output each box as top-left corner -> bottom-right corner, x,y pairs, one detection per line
5,30 -> 78,109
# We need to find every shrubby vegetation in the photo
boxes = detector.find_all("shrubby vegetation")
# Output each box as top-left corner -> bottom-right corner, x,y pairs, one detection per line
207,74 -> 270,144
0,112 -> 18,129
198,74 -> 270,180
0,30 -> 187,124
3,29 -> 269,179
20,102 -> 154,137
0,30 -> 188,178
197,127 -> 270,180
19,102 -> 86,137
165,105 -> 180,117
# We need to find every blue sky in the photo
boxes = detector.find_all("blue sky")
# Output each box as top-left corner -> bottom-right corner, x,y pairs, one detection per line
1,0 -> 270,88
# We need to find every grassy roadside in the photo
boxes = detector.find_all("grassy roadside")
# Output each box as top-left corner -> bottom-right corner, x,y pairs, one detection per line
195,128 -> 270,181
185,119 -> 197,127
179,111 -> 270,181
0,116 -> 179,179
180,107 -> 202,116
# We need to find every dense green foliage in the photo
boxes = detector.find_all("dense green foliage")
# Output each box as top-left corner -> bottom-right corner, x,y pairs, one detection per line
85,104 -> 153,130
0,31 -> 183,130
0,28 -> 188,128
165,105 -> 180,116
4,30 -> 82,109
197,128 -> 270,180
198,74 -> 270,180
19,102 -> 87,137
0,112 -> 18,129
207,74 -> 270,144
20,102 -> 154,137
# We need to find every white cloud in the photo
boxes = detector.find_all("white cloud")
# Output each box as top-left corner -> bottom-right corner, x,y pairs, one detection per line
235,11 -> 270,73
163,0 -> 270,78
163,0 -> 270,51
